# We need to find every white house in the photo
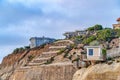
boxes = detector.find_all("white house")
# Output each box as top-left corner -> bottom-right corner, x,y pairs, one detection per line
30,37 -> 55,48
84,46 -> 105,61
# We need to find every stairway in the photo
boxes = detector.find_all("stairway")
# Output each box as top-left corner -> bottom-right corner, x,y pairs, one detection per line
27,40 -> 74,66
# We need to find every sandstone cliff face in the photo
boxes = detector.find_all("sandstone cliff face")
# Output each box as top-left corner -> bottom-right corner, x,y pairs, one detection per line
73,63 -> 120,80
2,39 -> 120,80
0,40 -> 79,80
10,63 -> 76,80
0,45 -> 50,80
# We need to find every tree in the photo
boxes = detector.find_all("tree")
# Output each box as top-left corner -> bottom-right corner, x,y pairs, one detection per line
94,24 -> 103,30
13,47 -> 25,54
87,27 -> 94,31
87,24 -> 103,31
82,36 -> 96,44
96,29 -> 114,42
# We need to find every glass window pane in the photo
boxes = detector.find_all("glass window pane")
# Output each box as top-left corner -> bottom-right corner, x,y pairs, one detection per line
89,49 -> 93,56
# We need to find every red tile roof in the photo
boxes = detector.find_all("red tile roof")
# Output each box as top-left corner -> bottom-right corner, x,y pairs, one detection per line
117,18 -> 120,21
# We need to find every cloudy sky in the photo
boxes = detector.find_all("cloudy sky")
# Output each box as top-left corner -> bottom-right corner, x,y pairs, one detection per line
0,0 -> 120,62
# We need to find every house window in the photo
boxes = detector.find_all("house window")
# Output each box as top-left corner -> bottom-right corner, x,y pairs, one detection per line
89,49 -> 93,56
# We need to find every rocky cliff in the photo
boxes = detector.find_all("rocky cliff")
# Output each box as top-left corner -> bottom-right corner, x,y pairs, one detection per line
0,45 -> 50,80
1,39 -> 120,80
0,40 -> 79,80
73,62 -> 120,80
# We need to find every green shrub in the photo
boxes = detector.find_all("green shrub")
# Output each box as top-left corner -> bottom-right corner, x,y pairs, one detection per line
28,55 -> 35,61
24,46 -> 30,49
72,57 -> 79,63
63,52 -> 69,58
44,57 -> 54,64
102,49 -> 107,56
13,47 -> 25,54
107,57 -> 112,61
57,48 -> 66,55
82,36 -> 96,44
87,24 -> 103,31
96,29 -> 115,42
70,44 -> 76,49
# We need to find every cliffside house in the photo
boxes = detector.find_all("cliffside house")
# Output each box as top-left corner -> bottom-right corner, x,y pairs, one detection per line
83,46 -> 106,62
113,18 -> 120,29
30,37 -> 55,48
63,30 -> 87,39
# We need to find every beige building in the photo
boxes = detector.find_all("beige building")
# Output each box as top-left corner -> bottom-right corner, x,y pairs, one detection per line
113,18 -> 120,29
84,46 -> 105,61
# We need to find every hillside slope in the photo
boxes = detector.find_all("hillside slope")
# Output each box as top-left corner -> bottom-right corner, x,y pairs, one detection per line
0,40 -> 79,80
1,39 -> 120,80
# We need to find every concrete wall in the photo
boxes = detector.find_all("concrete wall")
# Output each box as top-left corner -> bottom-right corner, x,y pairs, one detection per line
107,48 -> 120,58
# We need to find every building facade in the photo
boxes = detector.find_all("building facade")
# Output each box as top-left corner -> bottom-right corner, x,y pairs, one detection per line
113,18 -> 120,29
84,46 -> 105,61
30,37 -> 55,48
63,30 -> 87,39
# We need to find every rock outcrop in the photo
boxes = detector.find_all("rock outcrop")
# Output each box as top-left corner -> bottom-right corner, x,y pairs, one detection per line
73,63 -> 120,80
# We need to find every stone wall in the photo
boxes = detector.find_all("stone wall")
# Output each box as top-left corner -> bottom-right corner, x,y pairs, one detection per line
107,48 -> 120,58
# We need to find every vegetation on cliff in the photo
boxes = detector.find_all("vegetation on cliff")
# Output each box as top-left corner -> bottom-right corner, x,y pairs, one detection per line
73,24 -> 120,45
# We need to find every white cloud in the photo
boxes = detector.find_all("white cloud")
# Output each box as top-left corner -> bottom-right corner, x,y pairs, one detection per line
7,0 -> 64,7
1,16 -> 82,39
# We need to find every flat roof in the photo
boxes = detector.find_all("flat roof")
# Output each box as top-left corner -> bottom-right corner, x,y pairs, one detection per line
30,37 -> 55,41
84,46 -> 101,48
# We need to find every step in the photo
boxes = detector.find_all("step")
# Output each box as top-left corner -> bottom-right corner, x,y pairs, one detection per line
54,40 -> 74,44
16,66 -> 31,71
27,62 -> 44,66
40,52 -> 57,58
49,46 -> 66,49
32,57 -> 51,63
42,51 -> 59,54
47,48 -> 61,51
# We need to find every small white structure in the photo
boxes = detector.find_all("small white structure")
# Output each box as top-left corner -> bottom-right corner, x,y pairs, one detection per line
84,46 -> 105,61
30,37 -> 55,48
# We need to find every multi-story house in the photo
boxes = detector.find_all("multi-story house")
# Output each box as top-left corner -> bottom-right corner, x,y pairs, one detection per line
30,37 -> 55,48
113,18 -> 120,29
